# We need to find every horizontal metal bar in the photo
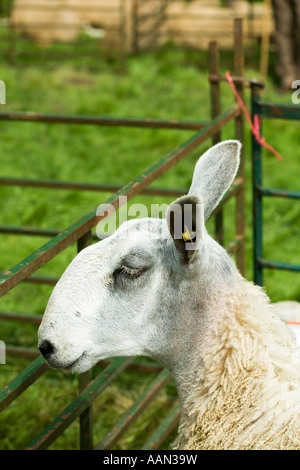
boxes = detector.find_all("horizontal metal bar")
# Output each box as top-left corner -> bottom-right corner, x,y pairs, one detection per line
26,357 -> 133,450
5,346 -> 40,358
0,225 -> 63,238
23,275 -> 58,285
95,368 -> 172,450
0,104 -> 240,297
0,311 -> 42,324
257,258 -> 300,272
0,356 -> 48,412
0,177 -> 186,197
0,111 -> 207,130
254,101 -> 300,120
257,186 -> 300,200
0,271 -> 58,285
0,225 -> 103,241
209,74 -> 264,88
141,403 -> 180,450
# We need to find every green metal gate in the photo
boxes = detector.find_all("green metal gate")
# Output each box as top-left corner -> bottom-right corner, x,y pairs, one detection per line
251,82 -> 300,287
0,19 -> 246,450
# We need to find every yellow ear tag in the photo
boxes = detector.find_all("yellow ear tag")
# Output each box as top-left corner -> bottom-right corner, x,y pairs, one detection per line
182,225 -> 194,244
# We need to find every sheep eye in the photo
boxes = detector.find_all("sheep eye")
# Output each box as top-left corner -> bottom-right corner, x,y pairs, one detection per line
119,265 -> 145,279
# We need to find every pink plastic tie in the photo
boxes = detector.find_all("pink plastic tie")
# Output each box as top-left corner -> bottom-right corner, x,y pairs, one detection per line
225,71 -> 283,161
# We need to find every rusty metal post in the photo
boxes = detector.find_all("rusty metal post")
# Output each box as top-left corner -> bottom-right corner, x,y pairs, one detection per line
233,18 -> 245,276
8,21 -> 16,65
251,82 -> 264,286
77,231 -> 93,450
209,40 -> 224,246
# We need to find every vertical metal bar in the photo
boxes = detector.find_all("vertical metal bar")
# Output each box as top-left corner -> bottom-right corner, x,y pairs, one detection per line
209,41 -> 224,246
9,19 -> 16,65
209,42 -> 221,136
233,18 -> 245,276
251,83 -> 264,286
77,231 -> 93,450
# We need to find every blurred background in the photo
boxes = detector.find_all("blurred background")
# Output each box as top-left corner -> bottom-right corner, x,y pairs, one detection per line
0,0 -> 298,83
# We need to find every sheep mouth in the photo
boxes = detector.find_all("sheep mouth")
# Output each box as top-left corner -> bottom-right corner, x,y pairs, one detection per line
64,351 -> 87,371
47,351 -> 87,371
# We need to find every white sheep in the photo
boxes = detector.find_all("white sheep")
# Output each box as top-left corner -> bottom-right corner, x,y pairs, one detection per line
38,140 -> 300,450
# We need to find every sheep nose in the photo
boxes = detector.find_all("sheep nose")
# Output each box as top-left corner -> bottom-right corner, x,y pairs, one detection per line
39,340 -> 54,360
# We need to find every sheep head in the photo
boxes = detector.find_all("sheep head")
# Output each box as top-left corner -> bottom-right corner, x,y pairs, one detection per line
38,141 -> 241,374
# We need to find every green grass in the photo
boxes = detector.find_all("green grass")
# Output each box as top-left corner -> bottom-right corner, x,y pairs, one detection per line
0,42 -> 299,450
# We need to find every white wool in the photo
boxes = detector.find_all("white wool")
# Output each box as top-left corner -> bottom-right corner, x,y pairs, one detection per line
173,279 -> 300,450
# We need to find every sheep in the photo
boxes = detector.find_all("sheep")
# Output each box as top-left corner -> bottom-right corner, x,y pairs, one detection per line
38,140 -> 300,450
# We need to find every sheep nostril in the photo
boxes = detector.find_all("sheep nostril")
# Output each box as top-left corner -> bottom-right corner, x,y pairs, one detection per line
39,340 -> 55,360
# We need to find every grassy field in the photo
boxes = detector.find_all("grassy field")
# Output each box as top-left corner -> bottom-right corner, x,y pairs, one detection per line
0,42 -> 299,450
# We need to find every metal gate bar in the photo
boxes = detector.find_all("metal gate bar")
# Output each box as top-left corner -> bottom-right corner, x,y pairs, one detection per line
0,177 -> 188,196
95,368 -> 172,450
26,357 -> 133,450
0,111 -> 207,130
251,82 -> 300,286
141,404 -> 181,450
0,356 -> 47,413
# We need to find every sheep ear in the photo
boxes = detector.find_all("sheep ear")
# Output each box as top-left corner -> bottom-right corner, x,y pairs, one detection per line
188,140 -> 241,221
166,195 -> 205,263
